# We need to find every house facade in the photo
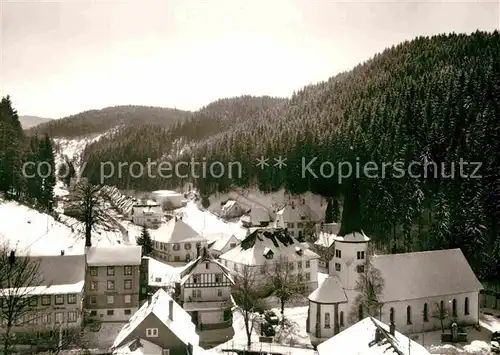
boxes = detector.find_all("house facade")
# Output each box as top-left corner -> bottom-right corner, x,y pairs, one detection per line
151,217 -> 208,265
112,289 -> 200,355
0,254 -> 86,335
175,251 -> 234,330
85,246 -> 142,322
274,200 -> 319,239
129,201 -> 163,229
219,227 -> 320,291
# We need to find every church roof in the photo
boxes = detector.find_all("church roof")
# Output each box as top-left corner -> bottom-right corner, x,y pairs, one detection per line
334,230 -> 370,243
308,276 -> 348,304
372,248 -> 483,302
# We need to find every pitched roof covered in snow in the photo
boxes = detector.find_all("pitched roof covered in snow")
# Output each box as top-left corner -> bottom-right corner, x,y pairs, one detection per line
334,230 -> 370,243
113,289 -> 198,350
372,248 -> 483,303
277,202 -> 319,222
151,217 -> 206,244
318,317 -> 430,355
206,233 -> 239,252
86,246 -> 142,266
179,252 -> 235,285
148,257 -> 181,287
1,254 -> 86,296
219,227 -> 319,266
314,232 -> 336,248
308,276 -> 347,304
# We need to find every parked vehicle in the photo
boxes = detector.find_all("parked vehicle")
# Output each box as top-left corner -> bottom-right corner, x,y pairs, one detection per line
265,310 -> 279,325
261,322 -> 276,337
491,331 -> 500,354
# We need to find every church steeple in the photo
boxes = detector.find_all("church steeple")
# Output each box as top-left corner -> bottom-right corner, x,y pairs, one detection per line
337,177 -> 362,237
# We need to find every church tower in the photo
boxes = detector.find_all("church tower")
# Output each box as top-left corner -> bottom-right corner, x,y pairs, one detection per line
329,177 -> 370,291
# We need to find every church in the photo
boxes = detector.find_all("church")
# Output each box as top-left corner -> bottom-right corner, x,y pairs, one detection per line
306,181 -> 484,346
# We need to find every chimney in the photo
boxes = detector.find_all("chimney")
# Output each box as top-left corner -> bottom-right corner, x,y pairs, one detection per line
168,299 -> 174,321
60,250 -> 65,256
389,321 -> 395,336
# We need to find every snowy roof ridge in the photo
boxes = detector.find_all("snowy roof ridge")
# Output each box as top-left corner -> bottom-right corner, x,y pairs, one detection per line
151,217 -> 206,244
308,275 -> 348,304
86,245 -> 142,266
179,253 -> 235,285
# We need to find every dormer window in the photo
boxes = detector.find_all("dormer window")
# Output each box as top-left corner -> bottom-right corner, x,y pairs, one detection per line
263,248 -> 274,260
295,247 -> 303,256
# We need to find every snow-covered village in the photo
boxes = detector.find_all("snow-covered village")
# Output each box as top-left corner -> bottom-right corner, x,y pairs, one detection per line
1,2 -> 500,355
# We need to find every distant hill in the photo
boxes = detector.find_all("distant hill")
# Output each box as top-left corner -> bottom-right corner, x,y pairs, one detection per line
19,115 -> 52,129
25,105 -> 193,138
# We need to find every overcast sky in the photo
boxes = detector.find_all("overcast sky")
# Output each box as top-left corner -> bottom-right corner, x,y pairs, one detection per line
0,0 -> 498,118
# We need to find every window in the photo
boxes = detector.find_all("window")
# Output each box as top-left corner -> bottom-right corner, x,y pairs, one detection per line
305,273 -> 311,281
191,289 -> 201,298
124,280 -> 132,290
107,266 -> 115,276
356,265 -> 364,273
390,308 -> 395,323
90,296 -> 97,305
124,295 -> 132,304
162,350 -> 170,355
41,295 -> 51,306
107,295 -> 114,304
286,223 -> 294,228
423,303 -> 428,322
358,304 -> 363,321
464,297 -> 469,315
324,313 -> 331,328
356,251 -> 365,260
146,328 -> 159,337
174,256 -> 180,261
41,313 -> 51,324
90,311 -> 97,316
217,289 -> 223,297
230,243 -> 237,248
67,294 -> 76,304
339,311 -> 344,327
55,312 -> 64,324
335,249 -> 342,258
90,267 -> 98,276
185,243 -> 191,250
215,274 -> 223,283
406,306 -> 412,325
107,280 -> 115,290
206,262 -> 209,269
29,297 -> 38,307
305,260 -> 310,268
67,312 -> 77,323
124,266 -> 132,276
107,310 -> 114,316
297,222 -> 304,228
193,274 -> 199,283
452,299 -> 457,317
298,261 -> 302,269
124,309 -> 131,315
185,254 -> 191,262
335,263 -> 341,272
55,295 -> 64,305
90,281 -> 98,291
28,314 -> 36,325
173,243 -> 180,251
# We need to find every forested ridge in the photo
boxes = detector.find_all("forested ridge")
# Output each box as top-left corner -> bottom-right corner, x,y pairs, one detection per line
26,105 -> 193,138
81,31 -> 500,279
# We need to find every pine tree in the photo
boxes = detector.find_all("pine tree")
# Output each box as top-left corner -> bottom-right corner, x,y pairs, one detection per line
137,225 -> 153,256
324,198 -> 334,223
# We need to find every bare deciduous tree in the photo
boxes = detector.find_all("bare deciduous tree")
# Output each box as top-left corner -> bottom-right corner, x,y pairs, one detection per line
0,247 -> 43,355
231,265 -> 265,347
71,182 -> 106,247
349,258 -> 384,325
432,302 -> 449,333
266,256 -> 304,324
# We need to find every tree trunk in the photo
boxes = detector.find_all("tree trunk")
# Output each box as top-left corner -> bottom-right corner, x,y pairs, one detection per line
244,313 -> 252,347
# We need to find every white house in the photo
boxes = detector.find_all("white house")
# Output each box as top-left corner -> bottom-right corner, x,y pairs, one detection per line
220,200 -> 246,219
240,205 -> 272,227
206,233 -> 239,258
151,217 -> 208,264
112,288 -> 204,355
219,227 -> 320,291
274,200 -> 320,239
152,190 -> 186,209
317,317 -> 430,355
175,250 -> 234,330
307,229 -> 484,345
129,201 -> 163,228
